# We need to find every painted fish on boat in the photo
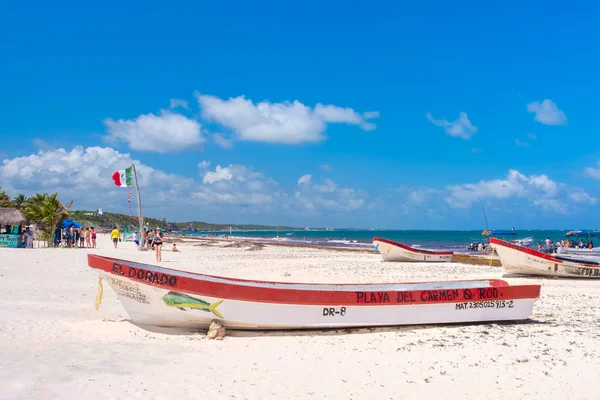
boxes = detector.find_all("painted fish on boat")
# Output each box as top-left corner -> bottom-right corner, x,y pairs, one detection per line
162,291 -> 224,318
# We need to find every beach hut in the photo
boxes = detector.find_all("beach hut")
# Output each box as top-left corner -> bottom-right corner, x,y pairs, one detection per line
0,208 -> 28,248
0,207 -> 27,230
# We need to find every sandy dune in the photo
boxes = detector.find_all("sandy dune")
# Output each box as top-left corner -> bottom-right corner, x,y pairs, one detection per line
1,235 -> 599,399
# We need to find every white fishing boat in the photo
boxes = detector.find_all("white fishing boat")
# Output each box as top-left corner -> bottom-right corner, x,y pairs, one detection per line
88,254 -> 540,329
556,247 -> 600,255
373,237 -> 453,262
491,238 -> 600,278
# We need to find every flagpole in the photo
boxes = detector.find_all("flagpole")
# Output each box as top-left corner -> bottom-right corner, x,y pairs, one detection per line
131,163 -> 145,251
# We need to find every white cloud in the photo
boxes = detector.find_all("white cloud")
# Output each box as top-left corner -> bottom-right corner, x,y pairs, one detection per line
409,188 -> 439,204
0,146 -> 288,220
169,98 -> 189,110
196,93 -> 378,144
569,190 -> 597,205
320,164 -> 332,172
295,176 -> 367,213
298,174 -> 312,185
445,170 -> 593,213
202,165 -> 234,184
313,104 -> 376,131
198,160 -> 211,171
31,139 -> 54,150
426,112 -> 477,140
585,163 -> 600,180
515,139 -> 529,148
363,111 -> 380,119
194,164 -> 283,208
0,146 -> 195,213
533,198 -> 567,214
104,110 -> 204,153
526,99 -> 567,126
213,134 -> 233,148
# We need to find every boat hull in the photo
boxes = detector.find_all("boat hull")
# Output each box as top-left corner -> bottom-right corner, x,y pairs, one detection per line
556,247 -> 600,255
373,238 -> 453,262
491,238 -> 600,278
89,254 -> 540,330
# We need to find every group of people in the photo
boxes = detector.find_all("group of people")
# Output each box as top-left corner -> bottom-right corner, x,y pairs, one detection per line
537,237 -> 594,253
1,225 -> 35,248
54,225 -> 97,248
130,227 -> 179,261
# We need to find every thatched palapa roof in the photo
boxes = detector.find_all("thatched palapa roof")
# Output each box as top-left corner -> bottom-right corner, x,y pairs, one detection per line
0,208 -> 27,225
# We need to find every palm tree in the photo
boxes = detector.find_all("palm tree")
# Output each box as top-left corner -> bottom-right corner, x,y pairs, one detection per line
23,193 -> 73,246
12,194 -> 28,210
0,186 -> 13,207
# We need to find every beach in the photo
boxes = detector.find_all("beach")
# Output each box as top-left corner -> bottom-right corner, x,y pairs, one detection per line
1,235 -> 599,399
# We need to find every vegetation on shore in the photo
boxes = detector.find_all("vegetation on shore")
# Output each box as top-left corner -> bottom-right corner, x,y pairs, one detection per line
1,188 -> 71,244
68,210 -> 298,231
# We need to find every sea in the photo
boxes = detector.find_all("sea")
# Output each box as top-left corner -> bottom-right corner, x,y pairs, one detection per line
181,229 -> 584,253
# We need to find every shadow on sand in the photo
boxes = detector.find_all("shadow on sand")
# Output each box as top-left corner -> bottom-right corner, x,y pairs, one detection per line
126,317 -> 552,338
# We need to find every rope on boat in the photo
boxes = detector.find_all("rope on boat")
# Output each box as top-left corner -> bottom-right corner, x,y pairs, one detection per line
489,247 -> 496,266
95,276 -> 103,311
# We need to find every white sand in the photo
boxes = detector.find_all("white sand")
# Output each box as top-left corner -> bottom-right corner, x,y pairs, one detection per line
1,235 -> 599,399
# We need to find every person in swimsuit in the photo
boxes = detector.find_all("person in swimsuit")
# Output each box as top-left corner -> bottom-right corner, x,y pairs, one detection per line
146,229 -> 154,250
91,227 -> 97,248
85,227 -> 91,248
153,228 -> 163,261
68,225 -> 74,247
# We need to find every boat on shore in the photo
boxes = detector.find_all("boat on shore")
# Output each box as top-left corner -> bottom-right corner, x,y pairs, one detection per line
373,237 -> 453,262
88,254 -> 540,329
491,238 -> 600,278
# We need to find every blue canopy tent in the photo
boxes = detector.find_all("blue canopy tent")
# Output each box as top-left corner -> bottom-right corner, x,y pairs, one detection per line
61,220 -> 82,229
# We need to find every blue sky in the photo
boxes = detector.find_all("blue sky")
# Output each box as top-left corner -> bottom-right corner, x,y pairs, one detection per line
1,0 -> 600,229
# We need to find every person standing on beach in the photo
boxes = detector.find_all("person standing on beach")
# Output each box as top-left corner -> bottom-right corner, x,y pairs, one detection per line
91,227 -> 97,248
146,229 -> 154,250
85,227 -> 91,248
69,225 -> 75,247
111,226 -> 120,248
153,228 -> 163,261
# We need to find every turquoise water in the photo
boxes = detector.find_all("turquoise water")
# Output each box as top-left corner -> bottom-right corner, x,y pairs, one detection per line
186,229 -> 584,251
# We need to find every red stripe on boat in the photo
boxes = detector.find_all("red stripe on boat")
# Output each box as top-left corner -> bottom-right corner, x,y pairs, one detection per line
373,237 -> 454,255
88,255 -> 540,306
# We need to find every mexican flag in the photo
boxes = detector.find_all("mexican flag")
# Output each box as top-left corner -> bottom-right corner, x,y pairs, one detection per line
112,167 -> 133,187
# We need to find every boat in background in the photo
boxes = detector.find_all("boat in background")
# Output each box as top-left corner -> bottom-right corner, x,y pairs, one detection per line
491,238 -> 600,278
88,254 -> 540,329
482,229 -> 517,237
559,230 -> 600,254
512,237 -> 533,246
373,237 -> 453,262
557,247 -> 600,255
565,230 -> 600,237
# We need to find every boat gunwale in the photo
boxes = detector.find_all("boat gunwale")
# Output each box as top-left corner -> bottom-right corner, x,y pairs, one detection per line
88,254 -> 505,289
